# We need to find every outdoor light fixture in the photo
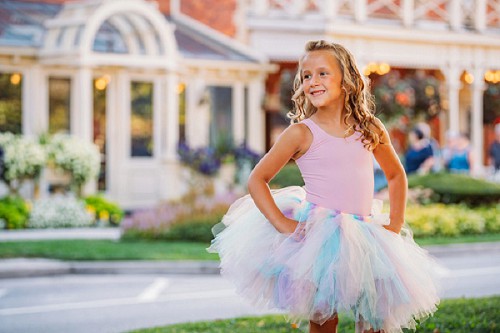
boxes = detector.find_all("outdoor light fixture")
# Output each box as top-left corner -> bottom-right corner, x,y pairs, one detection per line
10,73 -> 21,85
363,62 -> 391,76
94,75 -> 110,90
463,72 -> 474,84
484,70 -> 500,84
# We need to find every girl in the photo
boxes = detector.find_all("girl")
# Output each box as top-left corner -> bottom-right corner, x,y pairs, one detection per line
209,40 -> 440,333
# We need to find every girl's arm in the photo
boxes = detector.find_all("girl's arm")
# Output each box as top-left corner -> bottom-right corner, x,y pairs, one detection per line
373,120 -> 408,234
248,123 -> 310,234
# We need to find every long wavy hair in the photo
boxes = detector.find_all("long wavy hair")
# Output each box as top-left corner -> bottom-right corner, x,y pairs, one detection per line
288,40 -> 384,150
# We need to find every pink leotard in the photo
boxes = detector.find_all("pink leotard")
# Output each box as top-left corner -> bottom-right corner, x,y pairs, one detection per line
295,118 -> 374,216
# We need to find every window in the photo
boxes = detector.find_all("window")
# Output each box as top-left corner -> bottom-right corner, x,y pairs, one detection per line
49,77 -> 71,134
93,78 -> 107,190
178,83 -> 186,143
208,86 -> 233,148
130,81 -> 153,157
0,73 -> 22,134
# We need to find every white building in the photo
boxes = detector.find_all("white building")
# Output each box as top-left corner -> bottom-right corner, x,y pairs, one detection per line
241,0 -> 500,172
0,0 -> 273,208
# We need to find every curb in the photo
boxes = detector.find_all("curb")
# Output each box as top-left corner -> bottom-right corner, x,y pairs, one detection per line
1,241 -> 499,279
0,258 -> 220,279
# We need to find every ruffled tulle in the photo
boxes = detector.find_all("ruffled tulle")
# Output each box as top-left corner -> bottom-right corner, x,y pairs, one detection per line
208,186 -> 441,333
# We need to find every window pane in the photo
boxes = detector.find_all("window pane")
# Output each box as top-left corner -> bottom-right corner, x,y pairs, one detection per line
208,86 -> 233,148
0,73 -> 22,134
131,81 -> 153,157
49,77 -> 71,134
178,83 -> 186,143
93,78 -> 107,191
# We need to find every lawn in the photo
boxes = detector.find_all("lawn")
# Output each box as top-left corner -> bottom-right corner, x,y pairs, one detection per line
0,239 -> 218,261
128,296 -> 500,333
0,233 -> 499,261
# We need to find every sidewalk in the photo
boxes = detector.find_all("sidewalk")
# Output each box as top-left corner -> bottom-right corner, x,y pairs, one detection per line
1,228 -> 500,279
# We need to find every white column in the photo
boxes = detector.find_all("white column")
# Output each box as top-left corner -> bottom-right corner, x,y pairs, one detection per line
185,77 -> 208,148
165,73 -> 179,160
355,0 -> 367,23
471,67 -> 486,175
444,66 -> 462,135
23,65 -> 46,136
474,0 -> 487,32
72,67 -> 93,142
449,0 -> 461,31
324,0 -> 338,21
402,0 -> 414,28
73,67 -> 95,194
247,76 -> 265,154
232,81 -> 245,146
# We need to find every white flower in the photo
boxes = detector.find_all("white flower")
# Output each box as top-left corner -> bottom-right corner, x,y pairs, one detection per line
28,195 -> 93,228
0,134 -> 46,182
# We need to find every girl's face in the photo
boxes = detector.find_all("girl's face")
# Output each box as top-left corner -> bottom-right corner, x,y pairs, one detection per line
301,50 -> 344,110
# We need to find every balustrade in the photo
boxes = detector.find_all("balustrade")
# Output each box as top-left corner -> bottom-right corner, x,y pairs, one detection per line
249,0 -> 500,31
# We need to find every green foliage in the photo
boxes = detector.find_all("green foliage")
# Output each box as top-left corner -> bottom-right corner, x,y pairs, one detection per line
0,196 -> 29,229
84,195 -> 124,226
0,240 -> 217,261
406,203 -> 497,238
130,296 -> 500,333
270,162 -> 304,188
408,173 -> 500,206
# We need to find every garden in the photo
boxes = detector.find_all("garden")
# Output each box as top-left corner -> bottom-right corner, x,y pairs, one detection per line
0,132 -> 123,230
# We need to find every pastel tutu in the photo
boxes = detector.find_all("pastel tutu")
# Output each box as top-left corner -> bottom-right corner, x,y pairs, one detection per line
208,186 -> 441,333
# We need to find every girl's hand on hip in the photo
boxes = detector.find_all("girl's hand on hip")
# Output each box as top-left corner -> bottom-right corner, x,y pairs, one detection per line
274,216 -> 299,234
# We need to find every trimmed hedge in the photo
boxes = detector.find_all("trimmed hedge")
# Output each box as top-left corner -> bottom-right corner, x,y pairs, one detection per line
408,173 -> 500,205
269,162 -> 304,188
406,203 -> 499,238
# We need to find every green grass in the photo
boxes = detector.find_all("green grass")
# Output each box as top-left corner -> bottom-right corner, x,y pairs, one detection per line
0,240 -> 218,261
129,296 -> 500,333
414,233 -> 500,246
0,233 -> 499,261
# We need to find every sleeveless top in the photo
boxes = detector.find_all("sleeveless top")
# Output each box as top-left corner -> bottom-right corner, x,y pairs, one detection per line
295,118 -> 374,216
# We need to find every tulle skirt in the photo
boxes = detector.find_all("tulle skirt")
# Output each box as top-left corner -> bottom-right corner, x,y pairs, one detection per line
208,186 -> 441,333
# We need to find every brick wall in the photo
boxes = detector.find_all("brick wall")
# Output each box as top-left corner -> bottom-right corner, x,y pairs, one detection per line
157,0 -> 237,37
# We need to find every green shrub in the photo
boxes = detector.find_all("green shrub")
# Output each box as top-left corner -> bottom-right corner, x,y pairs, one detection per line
0,196 -> 30,229
84,195 -> 124,226
405,203 -> 497,238
408,173 -> 500,206
270,162 -> 304,188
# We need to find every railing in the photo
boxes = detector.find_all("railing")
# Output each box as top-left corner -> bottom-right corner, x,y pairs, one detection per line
249,0 -> 500,31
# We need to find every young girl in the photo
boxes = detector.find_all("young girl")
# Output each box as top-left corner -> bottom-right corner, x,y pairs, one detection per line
209,40 -> 440,333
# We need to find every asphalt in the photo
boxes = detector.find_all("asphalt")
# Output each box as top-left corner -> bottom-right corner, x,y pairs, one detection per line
1,228 -> 500,279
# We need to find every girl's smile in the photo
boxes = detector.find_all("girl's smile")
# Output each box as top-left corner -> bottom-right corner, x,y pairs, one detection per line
301,50 -> 344,110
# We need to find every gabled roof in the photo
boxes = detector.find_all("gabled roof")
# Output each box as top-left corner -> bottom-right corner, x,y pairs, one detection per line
0,0 -> 260,63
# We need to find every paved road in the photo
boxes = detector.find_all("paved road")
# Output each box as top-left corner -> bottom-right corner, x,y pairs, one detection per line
1,249 -> 500,333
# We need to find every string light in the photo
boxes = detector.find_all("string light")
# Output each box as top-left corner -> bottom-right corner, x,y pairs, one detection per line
94,75 -> 110,90
463,72 -> 474,84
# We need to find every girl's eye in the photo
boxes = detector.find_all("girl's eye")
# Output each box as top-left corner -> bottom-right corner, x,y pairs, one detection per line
303,74 -> 311,80
320,72 -> 328,76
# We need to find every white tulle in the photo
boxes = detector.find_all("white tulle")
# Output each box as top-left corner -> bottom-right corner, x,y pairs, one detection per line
208,186 -> 441,333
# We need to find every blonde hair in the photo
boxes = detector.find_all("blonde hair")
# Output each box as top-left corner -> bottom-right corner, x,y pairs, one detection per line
288,40 -> 384,150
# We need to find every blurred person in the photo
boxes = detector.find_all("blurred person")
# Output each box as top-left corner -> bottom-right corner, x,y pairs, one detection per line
444,132 -> 474,174
489,123 -> 500,179
404,126 -> 435,174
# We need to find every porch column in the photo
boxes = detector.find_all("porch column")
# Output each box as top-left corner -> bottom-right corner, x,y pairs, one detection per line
23,65 -> 47,136
247,76 -> 265,154
474,0 -> 487,32
165,73 -> 179,160
471,67 -> 486,175
185,77 -> 209,148
449,0 -> 461,31
444,66 -> 462,135
73,66 -> 95,194
232,81 -> 245,146
73,67 -> 93,142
